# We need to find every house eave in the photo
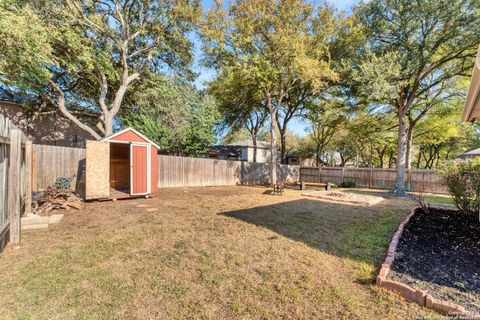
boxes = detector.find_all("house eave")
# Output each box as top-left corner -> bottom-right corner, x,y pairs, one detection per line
462,45 -> 480,122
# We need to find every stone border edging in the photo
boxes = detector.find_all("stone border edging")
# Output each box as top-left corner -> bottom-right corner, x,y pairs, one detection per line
376,207 -> 468,315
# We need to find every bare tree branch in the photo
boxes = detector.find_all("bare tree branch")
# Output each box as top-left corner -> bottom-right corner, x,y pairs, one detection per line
48,79 -> 102,140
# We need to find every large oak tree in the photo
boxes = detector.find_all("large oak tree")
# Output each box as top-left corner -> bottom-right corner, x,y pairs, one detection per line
202,0 -> 337,184
353,0 -> 480,193
0,0 -> 200,138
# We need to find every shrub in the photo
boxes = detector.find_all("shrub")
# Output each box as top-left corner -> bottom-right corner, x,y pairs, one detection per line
52,175 -> 76,190
439,158 -> 480,217
411,188 -> 431,214
340,181 -> 356,188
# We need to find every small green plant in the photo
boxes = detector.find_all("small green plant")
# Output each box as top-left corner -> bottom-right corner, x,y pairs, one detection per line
439,158 -> 480,218
52,175 -> 76,190
340,181 -> 356,188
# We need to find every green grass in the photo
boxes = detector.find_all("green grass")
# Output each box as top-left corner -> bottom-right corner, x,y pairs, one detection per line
337,213 -> 399,261
0,186 -> 434,319
425,194 -> 454,206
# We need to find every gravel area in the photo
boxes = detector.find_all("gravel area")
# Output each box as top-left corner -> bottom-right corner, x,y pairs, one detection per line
389,208 -> 480,312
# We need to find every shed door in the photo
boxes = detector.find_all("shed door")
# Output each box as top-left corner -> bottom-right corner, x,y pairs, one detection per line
85,140 -> 110,199
131,144 -> 149,195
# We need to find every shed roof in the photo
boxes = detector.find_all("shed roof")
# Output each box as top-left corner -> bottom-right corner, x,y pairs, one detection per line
462,45 -> 480,122
102,127 -> 161,149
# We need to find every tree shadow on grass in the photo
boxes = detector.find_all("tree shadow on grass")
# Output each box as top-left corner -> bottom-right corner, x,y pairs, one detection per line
220,198 -> 403,270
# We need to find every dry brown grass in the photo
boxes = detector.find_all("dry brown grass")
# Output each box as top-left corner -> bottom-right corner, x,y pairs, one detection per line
0,186 -> 435,319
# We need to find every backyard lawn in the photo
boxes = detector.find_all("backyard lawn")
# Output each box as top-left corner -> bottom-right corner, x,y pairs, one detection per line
0,186 -> 436,319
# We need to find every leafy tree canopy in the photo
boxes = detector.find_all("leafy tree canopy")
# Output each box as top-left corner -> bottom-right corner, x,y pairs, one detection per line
123,75 -> 219,156
0,0 -> 200,138
349,0 -> 480,192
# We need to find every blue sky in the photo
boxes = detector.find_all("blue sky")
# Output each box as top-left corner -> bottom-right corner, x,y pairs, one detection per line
194,0 -> 360,137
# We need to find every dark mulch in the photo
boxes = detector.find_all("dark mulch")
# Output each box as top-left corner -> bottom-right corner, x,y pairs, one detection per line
389,207 -> 480,312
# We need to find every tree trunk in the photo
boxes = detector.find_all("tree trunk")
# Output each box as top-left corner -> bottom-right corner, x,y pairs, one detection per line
316,144 -> 321,167
416,146 -> 422,169
405,123 -> 414,169
267,95 -> 277,186
252,135 -> 257,163
396,106 -> 408,195
388,151 -> 395,168
280,130 -> 286,164
270,112 -> 277,186
378,151 -> 384,168
434,145 -> 441,168
339,154 -> 348,167
104,114 -> 114,137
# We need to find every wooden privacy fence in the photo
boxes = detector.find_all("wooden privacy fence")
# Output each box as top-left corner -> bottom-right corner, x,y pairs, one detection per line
157,155 -> 299,187
158,155 -> 240,187
0,114 -> 30,251
32,144 -> 86,192
32,145 -> 447,193
31,146 -> 300,191
300,166 -> 447,193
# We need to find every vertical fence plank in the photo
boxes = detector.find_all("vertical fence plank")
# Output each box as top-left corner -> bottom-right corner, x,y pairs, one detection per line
8,129 -> 22,245
0,114 -> 11,251
31,145 -> 37,193
24,141 -> 32,214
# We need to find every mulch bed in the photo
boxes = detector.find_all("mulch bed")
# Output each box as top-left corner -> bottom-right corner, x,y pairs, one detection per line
389,207 -> 480,312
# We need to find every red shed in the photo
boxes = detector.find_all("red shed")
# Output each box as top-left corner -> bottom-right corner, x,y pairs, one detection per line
85,128 -> 159,200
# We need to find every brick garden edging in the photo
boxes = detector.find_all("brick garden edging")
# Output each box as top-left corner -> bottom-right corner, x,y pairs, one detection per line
376,207 -> 468,315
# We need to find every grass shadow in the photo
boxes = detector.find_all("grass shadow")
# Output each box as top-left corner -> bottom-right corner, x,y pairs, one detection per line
220,198 -> 406,274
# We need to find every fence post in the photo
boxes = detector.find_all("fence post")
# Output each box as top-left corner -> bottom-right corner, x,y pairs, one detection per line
24,140 -> 32,214
408,169 -> 412,191
369,169 -> 373,189
8,129 -> 22,245
341,167 -> 345,184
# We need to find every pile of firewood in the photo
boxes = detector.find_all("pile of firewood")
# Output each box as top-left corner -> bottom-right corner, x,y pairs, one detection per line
32,187 -> 84,215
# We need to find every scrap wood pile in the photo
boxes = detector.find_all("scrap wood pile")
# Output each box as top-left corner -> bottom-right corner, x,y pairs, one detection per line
32,175 -> 84,214
33,187 -> 84,214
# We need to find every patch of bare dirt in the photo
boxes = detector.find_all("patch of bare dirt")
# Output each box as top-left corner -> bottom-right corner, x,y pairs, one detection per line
302,190 -> 385,206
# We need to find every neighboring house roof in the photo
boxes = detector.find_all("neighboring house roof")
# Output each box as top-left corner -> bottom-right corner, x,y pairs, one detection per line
227,140 -> 270,149
454,147 -> 480,159
207,145 -> 241,158
0,90 -> 34,104
462,45 -> 480,122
